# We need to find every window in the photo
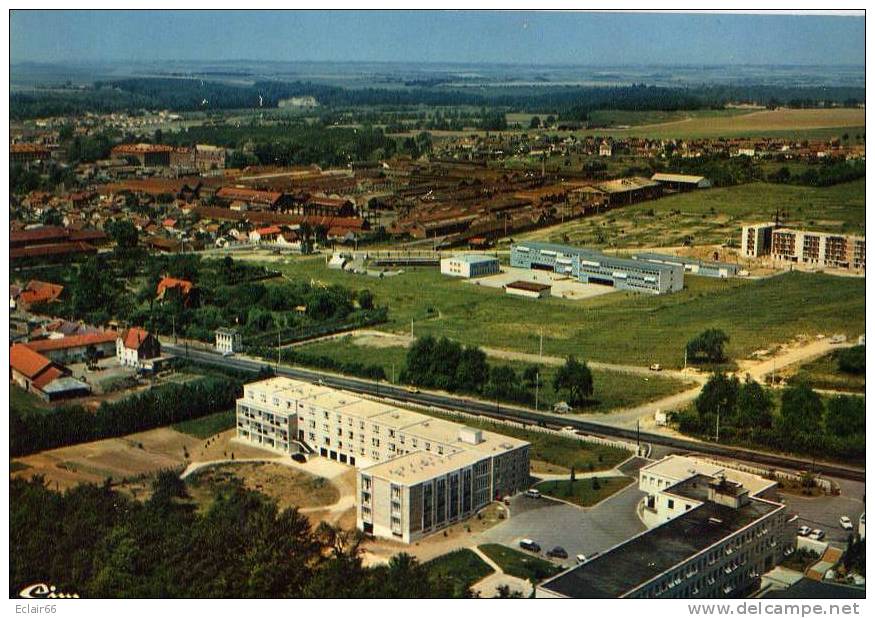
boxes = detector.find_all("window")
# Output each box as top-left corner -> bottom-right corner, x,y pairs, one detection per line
668,499 -> 675,509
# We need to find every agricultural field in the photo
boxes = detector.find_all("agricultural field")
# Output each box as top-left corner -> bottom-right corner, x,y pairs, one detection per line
535,476 -> 633,507
519,179 -> 866,248
577,108 -> 866,140
266,257 -> 865,368
296,335 -> 693,413
586,108 -> 756,128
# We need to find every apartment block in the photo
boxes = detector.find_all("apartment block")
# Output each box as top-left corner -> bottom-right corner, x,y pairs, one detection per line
538,456 -> 796,599
740,223 -> 864,271
235,377 -> 530,543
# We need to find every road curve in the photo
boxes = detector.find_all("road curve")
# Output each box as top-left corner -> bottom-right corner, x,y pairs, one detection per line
166,345 -> 865,483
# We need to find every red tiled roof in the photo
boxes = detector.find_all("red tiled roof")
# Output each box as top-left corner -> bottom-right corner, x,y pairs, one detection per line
10,343 -> 53,378
122,327 -> 152,351
17,280 -> 64,305
255,226 -> 282,236
216,186 -> 283,205
10,242 -> 98,261
156,277 -> 194,297
23,332 -> 117,353
32,366 -> 65,391
11,143 -> 51,154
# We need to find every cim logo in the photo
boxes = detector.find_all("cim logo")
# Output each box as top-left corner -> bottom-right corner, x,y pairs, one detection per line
19,583 -> 80,599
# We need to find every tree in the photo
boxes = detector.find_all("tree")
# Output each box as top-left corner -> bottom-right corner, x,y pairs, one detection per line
84,344 -> 100,370
824,395 -> 865,438
40,208 -> 64,226
553,356 -> 594,406
837,346 -> 865,374
735,377 -> 773,430
455,346 -> 489,393
686,329 -> 729,364
106,220 -> 139,253
357,289 -> 374,311
522,364 -> 539,388
529,116 -> 541,129
695,372 -> 740,421
780,380 -> 823,433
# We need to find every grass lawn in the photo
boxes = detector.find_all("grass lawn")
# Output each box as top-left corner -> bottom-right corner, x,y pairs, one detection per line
477,544 -> 564,582
520,180 -> 865,247
296,335 -> 693,412
260,257 -> 865,369
535,476 -> 633,507
424,548 -> 495,596
792,352 -> 865,393
10,386 -> 53,417
172,409 -> 236,439
419,410 -> 629,472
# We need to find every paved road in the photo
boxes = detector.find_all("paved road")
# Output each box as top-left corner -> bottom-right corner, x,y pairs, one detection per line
165,345 -> 864,482
781,477 -> 866,546
479,483 -> 647,569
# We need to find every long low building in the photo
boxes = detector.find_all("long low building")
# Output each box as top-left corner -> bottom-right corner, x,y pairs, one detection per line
510,241 -> 683,294
439,254 -> 500,278
235,377 -> 530,543
537,456 -> 796,599
632,252 -> 740,278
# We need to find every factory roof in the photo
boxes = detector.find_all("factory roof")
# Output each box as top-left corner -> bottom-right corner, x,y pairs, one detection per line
632,252 -> 740,271
651,173 -> 708,184
444,254 -> 499,264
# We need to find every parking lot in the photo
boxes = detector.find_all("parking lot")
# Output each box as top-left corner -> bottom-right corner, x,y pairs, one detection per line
465,266 -> 617,301
479,480 -> 647,568
783,477 -> 865,546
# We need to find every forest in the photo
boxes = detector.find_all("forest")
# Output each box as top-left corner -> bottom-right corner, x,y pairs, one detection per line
10,474 -> 468,598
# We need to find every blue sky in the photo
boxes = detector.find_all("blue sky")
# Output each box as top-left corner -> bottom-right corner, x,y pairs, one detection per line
10,10 -> 865,66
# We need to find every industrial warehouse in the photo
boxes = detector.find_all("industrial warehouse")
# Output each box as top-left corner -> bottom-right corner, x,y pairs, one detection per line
510,241 -> 684,294
235,377 -> 530,543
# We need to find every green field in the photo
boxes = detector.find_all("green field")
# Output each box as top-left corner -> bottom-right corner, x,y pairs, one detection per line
296,336 -> 692,412
424,548 -> 495,596
535,476 -> 633,507
419,410 -> 629,472
587,108 -> 755,128
477,544 -> 564,582
260,257 -> 865,369
520,180 -> 865,248
792,353 -> 865,393
172,410 -> 236,439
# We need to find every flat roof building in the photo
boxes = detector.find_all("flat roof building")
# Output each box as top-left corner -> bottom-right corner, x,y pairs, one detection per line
632,252 -> 740,278
537,456 -> 795,599
511,241 -> 683,295
440,254 -> 500,279
235,377 -> 530,543
740,223 -> 864,271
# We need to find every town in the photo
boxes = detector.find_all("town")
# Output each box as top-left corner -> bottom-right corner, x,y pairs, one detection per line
7,8 -> 867,605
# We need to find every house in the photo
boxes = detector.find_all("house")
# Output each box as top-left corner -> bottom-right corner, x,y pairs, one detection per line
116,327 -> 162,368
249,225 -> 283,244
11,280 -> 64,311
9,343 -> 91,401
156,276 -> 198,307
599,141 -> 613,157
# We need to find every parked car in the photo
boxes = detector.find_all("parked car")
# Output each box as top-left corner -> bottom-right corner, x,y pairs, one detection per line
547,546 -> 568,559
798,525 -> 812,537
649,363 -> 662,371
810,529 -> 825,541
519,539 -> 541,553
525,488 -> 541,499
840,516 -> 853,530
576,554 -> 588,564
553,401 -> 572,413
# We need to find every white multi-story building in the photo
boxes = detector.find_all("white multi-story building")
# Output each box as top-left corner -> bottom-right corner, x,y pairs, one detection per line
235,377 -> 530,543
215,328 -> 242,354
741,223 -> 865,271
538,455 -> 796,599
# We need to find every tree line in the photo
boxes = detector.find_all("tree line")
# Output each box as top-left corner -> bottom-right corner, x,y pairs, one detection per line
10,375 -> 241,457
676,373 -> 865,461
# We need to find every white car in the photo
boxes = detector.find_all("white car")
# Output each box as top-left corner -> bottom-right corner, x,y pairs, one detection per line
840,516 -> 853,530
525,489 -> 541,499
810,529 -> 825,541
798,525 -> 812,537
576,554 -> 588,564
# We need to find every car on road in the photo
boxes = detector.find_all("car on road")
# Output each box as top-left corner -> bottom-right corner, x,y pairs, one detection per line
798,525 -> 812,537
649,363 -> 662,371
561,426 -> 576,434
406,386 -> 420,393
519,539 -> 541,553
576,554 -> 588,564
546,546 -> 568,559
840,516 -> 853,530
810,529 -> 825,541
525,488 -> 542,499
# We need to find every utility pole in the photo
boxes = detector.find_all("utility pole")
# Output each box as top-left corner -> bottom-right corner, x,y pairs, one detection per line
637,419 -> 641,452
535,371 -> 539,411
391,363 -> 395,385
539,328 -> 544,361
410,317 -> 414,340
276,330 -> 281,370
716,404 -> 721,443
172,315 -> 176,345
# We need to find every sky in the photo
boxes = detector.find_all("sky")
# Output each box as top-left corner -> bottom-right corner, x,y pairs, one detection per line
10,10 -> 866,66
